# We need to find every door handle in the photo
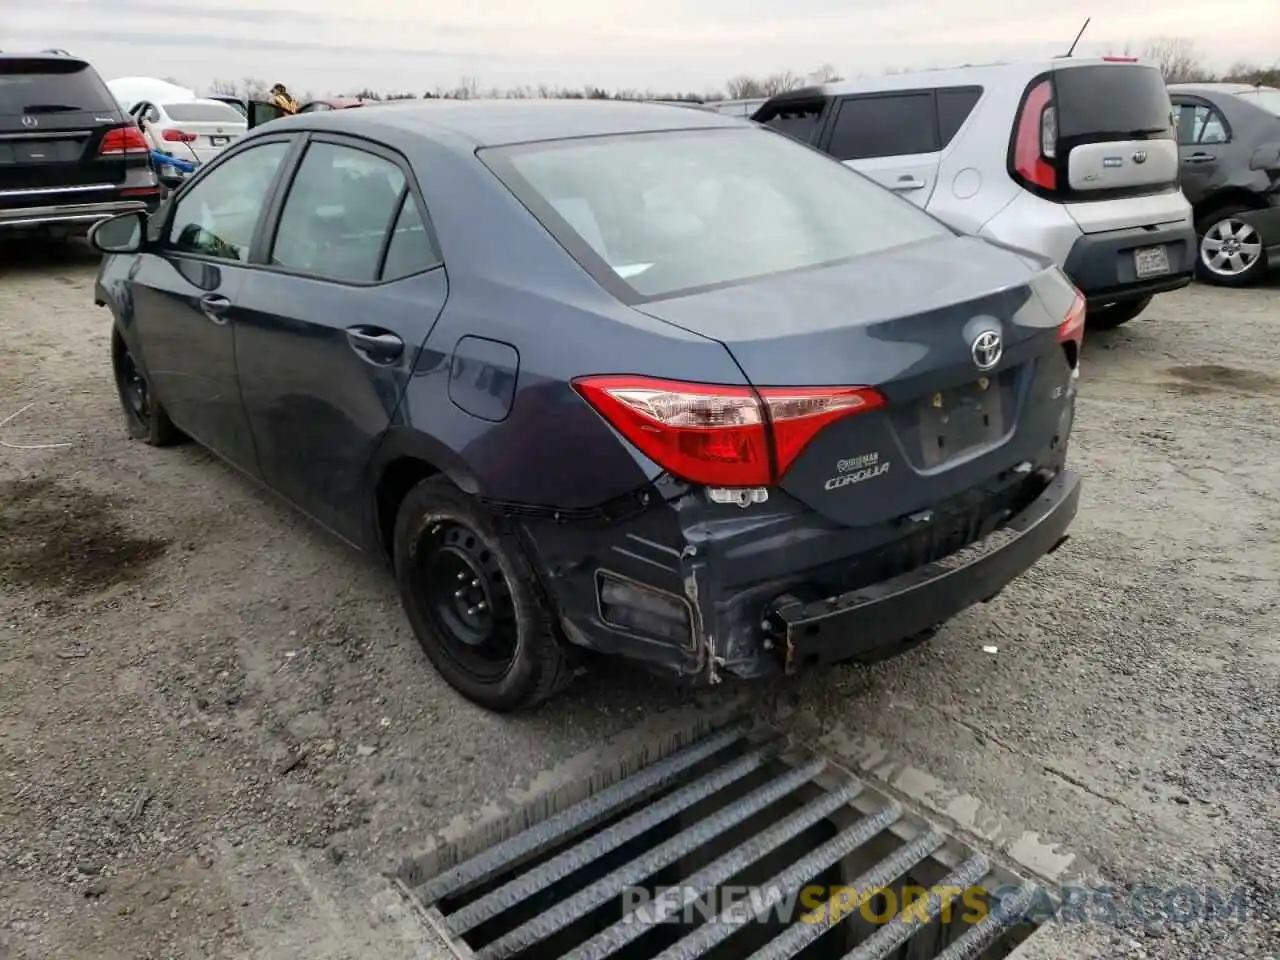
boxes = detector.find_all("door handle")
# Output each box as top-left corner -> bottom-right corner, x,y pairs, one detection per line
345,326 -> 404,363
1184,153 -> 1215,164
199,293 -> 231,324
891,176 -> 926,191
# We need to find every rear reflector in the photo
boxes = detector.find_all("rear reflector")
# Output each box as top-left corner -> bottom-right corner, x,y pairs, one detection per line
572,375 -> 884,487
1011,79 -> 1056,191
1056,291 -> 1087,350
161,129 -> 197,143
1102,56 -> 1139,62
99,126 -> 149,156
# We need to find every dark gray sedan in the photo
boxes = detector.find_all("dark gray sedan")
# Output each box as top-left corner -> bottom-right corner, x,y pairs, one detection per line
90,99 -> 1083,711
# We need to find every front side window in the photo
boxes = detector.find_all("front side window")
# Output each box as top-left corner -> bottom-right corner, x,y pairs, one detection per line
167,140 -> 290,260
827,92 -> 939,161
269,141 -> 410,282
482,126 -> 952,302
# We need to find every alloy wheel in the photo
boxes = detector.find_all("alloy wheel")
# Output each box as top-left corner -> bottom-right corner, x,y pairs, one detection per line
1200,217 -> 1262,277
119,347 -> 151,426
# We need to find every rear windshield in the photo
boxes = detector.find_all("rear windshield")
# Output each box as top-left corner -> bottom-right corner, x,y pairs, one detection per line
163,101 -> 246,123
1054,64 -> 1174,139
1234,89 -> 1280,116
481,127 -> 952,302
0,60 -> 117,117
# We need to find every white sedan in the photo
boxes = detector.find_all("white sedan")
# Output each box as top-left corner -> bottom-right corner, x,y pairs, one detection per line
131,98 -> 249,175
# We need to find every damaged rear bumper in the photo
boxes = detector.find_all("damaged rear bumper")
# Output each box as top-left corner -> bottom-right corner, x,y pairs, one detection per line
766,468 -> 1080,671
520,464 -> 1081,685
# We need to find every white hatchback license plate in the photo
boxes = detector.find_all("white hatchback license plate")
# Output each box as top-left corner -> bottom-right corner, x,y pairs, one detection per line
210,135 -> 229,146
1134,245 -> 1171,278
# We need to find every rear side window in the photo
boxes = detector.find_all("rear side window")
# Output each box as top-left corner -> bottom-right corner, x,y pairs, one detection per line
270,141 -> 438,282
937,87 -> 982,146
827,92 -> 938,161
0,59 -> 117,117
163,101 -> 245,124
1054,65 -> 1174,141
1175,103 -> 1229,145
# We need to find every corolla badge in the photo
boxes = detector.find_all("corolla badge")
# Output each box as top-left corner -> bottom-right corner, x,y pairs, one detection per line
971,330 -> 1002,371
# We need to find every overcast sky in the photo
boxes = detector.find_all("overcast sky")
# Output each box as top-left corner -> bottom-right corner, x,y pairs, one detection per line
6,0 -> 1277,97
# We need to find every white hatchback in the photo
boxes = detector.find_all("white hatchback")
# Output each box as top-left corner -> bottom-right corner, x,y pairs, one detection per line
132,98 -> 248,174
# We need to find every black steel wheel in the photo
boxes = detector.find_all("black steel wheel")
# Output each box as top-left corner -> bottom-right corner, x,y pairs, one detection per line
110,328 -> 183,446
393,475 -> 574,711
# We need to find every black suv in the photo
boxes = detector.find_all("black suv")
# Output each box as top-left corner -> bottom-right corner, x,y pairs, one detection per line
0,51 -> 161,239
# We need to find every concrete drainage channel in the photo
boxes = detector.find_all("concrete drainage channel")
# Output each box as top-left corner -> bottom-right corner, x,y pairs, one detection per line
397,721 -> 1056,960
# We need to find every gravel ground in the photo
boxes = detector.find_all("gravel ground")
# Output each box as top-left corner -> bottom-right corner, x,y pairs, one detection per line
0,239 -> 1276,959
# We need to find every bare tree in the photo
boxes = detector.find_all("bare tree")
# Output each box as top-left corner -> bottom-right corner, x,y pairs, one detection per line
208,78 -> 239,96
1140,37 -> 1215,83
240,76 -> 268,98
724,75 -> 765,99
1224,60 -> 1280,86
760,70 -> 804,96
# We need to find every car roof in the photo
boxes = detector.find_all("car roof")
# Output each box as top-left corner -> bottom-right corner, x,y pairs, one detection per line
1168,82 -> 1279,93
0,51 -> 92,67
279,97 -> 744,147
779,57 -> 1155,99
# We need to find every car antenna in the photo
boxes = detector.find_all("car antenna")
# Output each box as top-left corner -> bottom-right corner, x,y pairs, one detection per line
1060,17 -> 1091,58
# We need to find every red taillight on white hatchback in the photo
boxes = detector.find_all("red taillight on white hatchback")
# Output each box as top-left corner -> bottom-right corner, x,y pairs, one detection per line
99,126 -> 149,156
571,375 -> 884,487
1012,79 -> 1057,191
161,129 -> 197,143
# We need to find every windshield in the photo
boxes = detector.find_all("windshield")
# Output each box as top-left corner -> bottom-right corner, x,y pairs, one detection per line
0,62 -> 117,117
163,101 -> 246,123
1234,89 -> 1280,116
481,127 -> 952,302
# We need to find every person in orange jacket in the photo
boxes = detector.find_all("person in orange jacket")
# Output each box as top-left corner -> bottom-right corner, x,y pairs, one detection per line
269,83 -> 299,114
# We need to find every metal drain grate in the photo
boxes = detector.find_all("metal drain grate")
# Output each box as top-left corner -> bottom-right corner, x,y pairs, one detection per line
405,724 -> 1044,960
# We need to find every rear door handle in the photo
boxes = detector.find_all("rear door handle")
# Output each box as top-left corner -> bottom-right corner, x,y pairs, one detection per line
345,326 -> 404,363
1185,153 -> 1215,163
891,176 -> 926,191
199,294 -> 231,324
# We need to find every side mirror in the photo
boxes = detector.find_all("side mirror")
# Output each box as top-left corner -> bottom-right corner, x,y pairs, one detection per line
88,211 -> 146,254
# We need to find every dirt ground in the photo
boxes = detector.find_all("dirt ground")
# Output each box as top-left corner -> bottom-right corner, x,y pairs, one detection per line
1,239 -> 1277,959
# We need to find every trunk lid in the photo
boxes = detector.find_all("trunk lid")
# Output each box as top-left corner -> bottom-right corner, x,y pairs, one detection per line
637,234 -> 1077,527
157,101 -> 247,162
0,57 -> 130,207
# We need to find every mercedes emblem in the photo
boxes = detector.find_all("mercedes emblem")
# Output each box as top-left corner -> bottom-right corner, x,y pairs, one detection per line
21,115 -> 38,128
971,330 -> 1003,371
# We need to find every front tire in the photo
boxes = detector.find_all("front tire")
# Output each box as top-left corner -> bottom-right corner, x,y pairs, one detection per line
1086,295 -> 1152,331
1195,206 -> 1268,287
111,329 -> 183,446
392,476 -> 574,711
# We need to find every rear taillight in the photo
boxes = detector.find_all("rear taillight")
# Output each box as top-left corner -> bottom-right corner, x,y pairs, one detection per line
1056,291 -> 1087,355
572,375 -> 884,487
1012,79 -> 1056,190
1102,55 -> 1138,62
161,129 -> 197,143
99,126 -> 149,156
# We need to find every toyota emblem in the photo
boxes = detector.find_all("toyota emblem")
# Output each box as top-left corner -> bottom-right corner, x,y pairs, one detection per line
1133,150 -> 1148,164
971,330 -> 1002,371
21,115 -> 38,128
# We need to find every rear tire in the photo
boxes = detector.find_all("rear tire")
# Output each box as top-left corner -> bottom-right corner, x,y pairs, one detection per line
1195,205 -> 1268,287
111,329 -> 184,446
1086,296 -> 1152,331
392,475 -> 575,711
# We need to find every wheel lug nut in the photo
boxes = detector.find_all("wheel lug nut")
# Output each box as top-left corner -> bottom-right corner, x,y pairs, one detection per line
474,601 -> 487,612
470,578 -> 479,588
454,588 -> 465,598
456,572 -> 466,581
466,605 -> 478,615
